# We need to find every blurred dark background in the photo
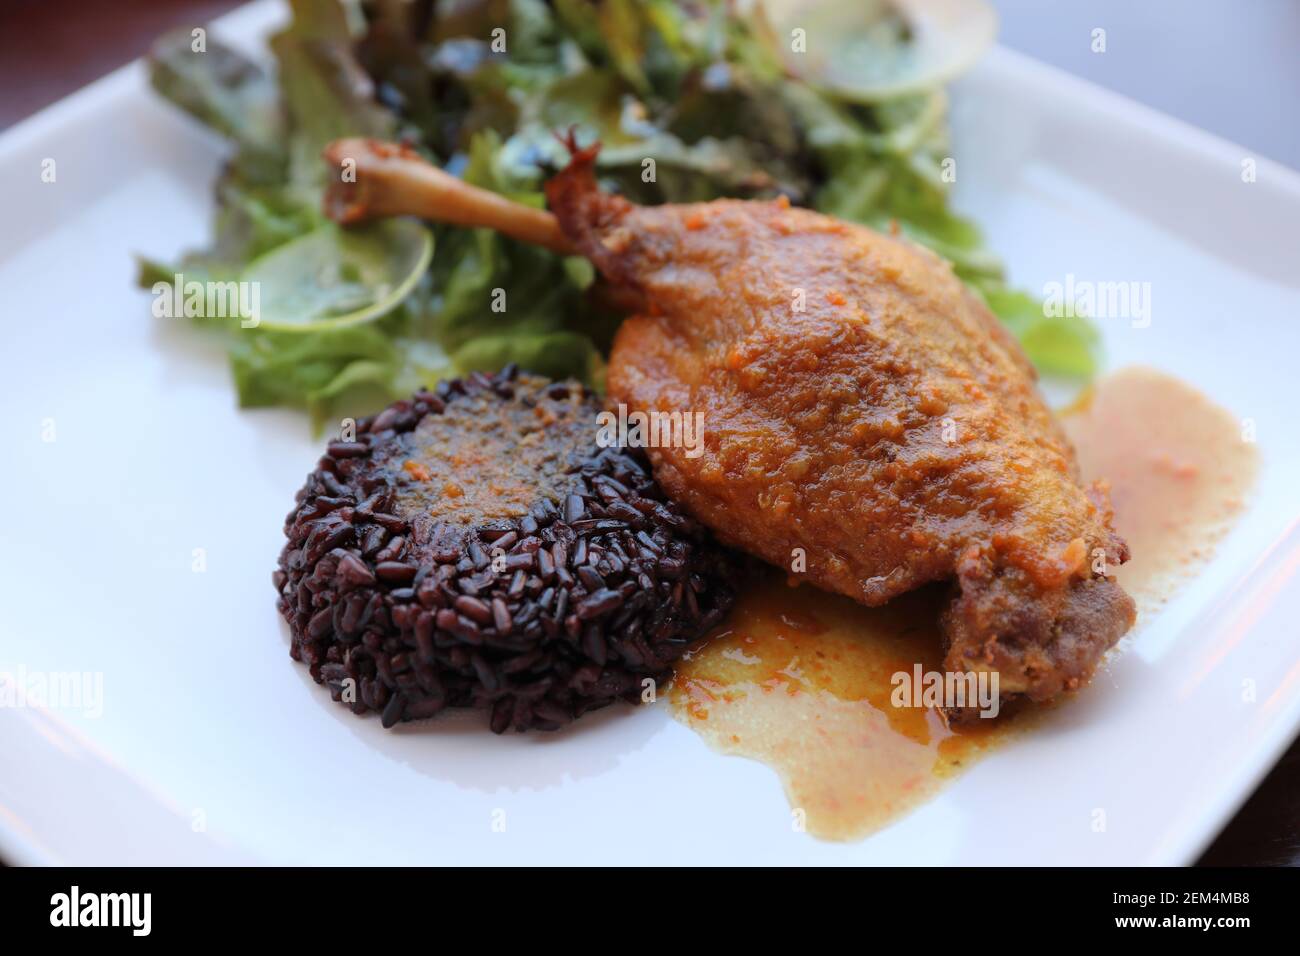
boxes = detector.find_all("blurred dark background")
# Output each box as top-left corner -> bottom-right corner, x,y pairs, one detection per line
0,0 -> 1295,867
0,0 -> 238,128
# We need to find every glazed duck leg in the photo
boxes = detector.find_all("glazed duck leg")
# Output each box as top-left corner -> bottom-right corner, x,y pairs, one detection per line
322,137 -> 1137,714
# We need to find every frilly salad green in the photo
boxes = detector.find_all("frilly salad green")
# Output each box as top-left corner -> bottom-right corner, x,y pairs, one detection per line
138,0 -> 1098,431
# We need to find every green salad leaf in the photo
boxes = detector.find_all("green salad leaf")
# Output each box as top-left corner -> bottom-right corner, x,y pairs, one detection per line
242,219 -> 434,332
226,289 -> 453,433
141,0 -> 1099,431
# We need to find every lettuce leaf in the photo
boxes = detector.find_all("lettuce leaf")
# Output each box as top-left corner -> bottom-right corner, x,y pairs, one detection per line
143,0 -> 1101,435
227,289 -> 453,433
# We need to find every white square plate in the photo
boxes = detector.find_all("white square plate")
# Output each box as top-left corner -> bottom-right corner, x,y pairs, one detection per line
2,1 -> 1298,865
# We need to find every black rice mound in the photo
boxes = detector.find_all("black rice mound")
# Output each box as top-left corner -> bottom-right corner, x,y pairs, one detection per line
274,365 -> 738,732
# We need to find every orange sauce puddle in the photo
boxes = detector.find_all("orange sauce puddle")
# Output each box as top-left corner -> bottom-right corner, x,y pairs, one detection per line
1063,366 -> 1258,613
671,365 -> 1256,841
672,581 -> 1008,840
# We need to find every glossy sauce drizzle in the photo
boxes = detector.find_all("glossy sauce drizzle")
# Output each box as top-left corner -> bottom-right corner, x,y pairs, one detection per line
672,366 -> 1256,841
1063,366 -> 1258,611
673,582 -> 1007,841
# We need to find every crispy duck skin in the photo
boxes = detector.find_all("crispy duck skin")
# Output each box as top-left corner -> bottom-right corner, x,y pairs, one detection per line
322,137 -> 1137,715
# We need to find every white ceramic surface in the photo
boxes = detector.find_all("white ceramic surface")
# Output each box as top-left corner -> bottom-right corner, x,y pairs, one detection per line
1,1 -> 1297,865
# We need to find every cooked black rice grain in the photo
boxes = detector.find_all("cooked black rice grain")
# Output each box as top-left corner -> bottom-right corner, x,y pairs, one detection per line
275,366 -> 738,733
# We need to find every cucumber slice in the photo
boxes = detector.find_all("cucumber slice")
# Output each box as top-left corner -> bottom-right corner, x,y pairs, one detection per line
241,219 -> 433,332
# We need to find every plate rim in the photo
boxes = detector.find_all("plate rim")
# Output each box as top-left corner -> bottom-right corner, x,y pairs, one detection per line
1,1 -> 1296,866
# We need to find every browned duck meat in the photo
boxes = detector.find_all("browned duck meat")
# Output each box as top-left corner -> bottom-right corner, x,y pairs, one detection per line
321,137 -> 1137,716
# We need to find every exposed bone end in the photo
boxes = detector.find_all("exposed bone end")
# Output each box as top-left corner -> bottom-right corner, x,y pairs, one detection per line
322,138 -> 425,225
320,137 -> 575,255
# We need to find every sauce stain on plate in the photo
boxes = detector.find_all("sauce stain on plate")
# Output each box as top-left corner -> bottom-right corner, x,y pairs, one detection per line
671,365 -> 1256,841
1064,365 -> 1258,611
672,581 -> 1011,841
